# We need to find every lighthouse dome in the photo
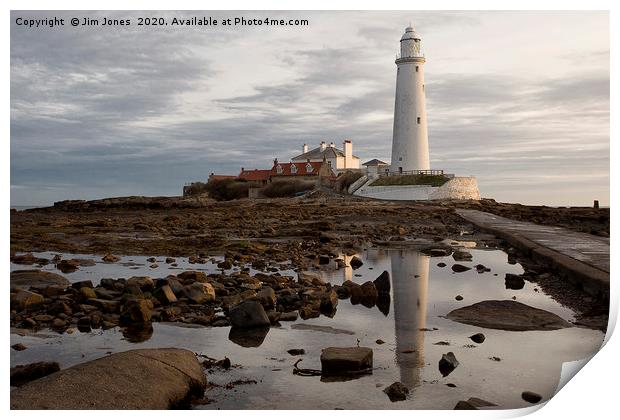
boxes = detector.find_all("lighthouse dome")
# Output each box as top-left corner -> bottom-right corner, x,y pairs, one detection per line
401,26 -> 421,41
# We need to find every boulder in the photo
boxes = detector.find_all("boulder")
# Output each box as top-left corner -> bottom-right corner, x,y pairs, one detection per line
11,361 -> 60,387
120,298 -> 153,324
451,264 -> 471,273
177,271 -> 208,284
163,275 -> 185,296
73,280 -> 94,289
186,282 -> 215,304
10,349 -> 206,409
56,259 -> 80,273
11,290 -> 44,311
505,273 -> 525,290
297,271 -> 325,286
256,287 -> 277,308
360,281 -> 378,300
439,352 -> 459,377
12,343 -> 27,351
279,311 -> 299,322
446,300 -> 572,331
87,298 -> 120,313
11,270 -> 70,289
349,256 -> 364,269
102,254 -> 120,263
452,250 -> 473,261
318,255 -> 330,265
383,382 -> 409,402
153,285 -> 178,304
469,333 -> 485,344
373,271 -> 391,295
287,348 -> 305,355
320,347 -> 373,374
126,276 -> 155,291
320,289 -> 339,312
229,301 -> 270,329
79,287 -> 97,300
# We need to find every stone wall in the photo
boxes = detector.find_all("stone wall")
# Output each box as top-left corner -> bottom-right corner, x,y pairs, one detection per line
353,176 -> 480,201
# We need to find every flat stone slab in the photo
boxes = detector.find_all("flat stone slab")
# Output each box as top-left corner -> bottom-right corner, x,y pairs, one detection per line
10,270 -> 70,289
10,348 -> 206,409
446,300 -> 572,331
320,347 -> 373,374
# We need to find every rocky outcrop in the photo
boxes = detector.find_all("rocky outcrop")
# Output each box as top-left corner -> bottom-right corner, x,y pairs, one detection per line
10,270 -> 70,289
446,300 -> 572,331
10,348 -> 207,409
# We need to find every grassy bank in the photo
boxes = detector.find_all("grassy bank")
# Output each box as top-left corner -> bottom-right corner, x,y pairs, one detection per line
370,174 -> 450,187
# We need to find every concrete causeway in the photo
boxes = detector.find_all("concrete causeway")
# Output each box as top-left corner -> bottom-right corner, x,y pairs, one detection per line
456,209 -> 610,300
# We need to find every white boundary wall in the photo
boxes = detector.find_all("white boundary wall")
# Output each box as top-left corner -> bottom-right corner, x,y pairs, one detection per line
354,177 -> 480,201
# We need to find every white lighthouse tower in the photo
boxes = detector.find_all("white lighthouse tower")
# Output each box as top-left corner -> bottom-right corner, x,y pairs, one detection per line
390,25 -> 430,173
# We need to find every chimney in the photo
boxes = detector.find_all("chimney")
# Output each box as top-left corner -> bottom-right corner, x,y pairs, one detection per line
303,143 -> 308,153
273,158 -> 278,165
241,167 -> 244,172
320,141 -> 326,151
329,142 -> 335,148
343,140 -> 353,168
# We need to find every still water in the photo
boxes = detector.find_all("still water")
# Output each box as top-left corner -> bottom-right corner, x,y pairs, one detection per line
10,248 -> 604,409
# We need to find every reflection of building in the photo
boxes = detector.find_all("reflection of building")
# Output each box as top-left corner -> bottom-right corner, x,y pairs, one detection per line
390,250 -> 429,389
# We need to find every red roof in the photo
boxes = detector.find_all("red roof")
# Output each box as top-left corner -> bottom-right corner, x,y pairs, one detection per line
271,161 -> 326,176
238,169 -> 271,182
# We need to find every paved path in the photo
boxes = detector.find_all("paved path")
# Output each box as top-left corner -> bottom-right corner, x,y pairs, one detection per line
456,209 -> 610,299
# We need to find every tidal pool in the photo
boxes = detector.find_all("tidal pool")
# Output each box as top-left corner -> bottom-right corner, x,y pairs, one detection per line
10,248 -> 604,409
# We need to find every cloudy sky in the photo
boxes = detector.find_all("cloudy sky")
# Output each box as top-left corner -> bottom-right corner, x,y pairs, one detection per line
11,11 -> 609,206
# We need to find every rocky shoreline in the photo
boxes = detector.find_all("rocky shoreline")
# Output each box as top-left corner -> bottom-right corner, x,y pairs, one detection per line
10,194 -> 610,409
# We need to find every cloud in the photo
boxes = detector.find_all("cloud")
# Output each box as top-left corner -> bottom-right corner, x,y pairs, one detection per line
10,10 -> 609,206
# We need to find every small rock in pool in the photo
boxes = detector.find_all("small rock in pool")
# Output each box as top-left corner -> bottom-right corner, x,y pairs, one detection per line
349,256 -> 364,269
521,391 -> 542,403
383,381 -> 409,402
489,356 -> 501,362
439,352 -> 459,377
446,383 -> 457,388
287,349 -> 305,356
433,341 -> 450,346
455,295 -> 463,301
451,264 -> 471,273
11,343 -> 27,351
376,339 -> 385,345
469,333 -> 485,343
505,273 -> 525,290
437,262 -> 447,267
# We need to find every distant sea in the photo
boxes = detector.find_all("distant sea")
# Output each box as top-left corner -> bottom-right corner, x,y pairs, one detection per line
11,205 -> 45,211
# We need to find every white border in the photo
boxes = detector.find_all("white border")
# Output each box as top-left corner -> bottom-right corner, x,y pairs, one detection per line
3,1 -> 616,419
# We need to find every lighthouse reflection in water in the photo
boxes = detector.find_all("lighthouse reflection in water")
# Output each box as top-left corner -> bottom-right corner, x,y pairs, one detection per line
391,250 -> 429,389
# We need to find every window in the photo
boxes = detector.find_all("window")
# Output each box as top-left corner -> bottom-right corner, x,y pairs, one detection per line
290,164 -> 297,174
306,163 -> 313,172
399,157 -> 402,161
417,117 -> 421,124
415,66 -> 419,72
276,164 -> 283,174
398,167 -> 403,174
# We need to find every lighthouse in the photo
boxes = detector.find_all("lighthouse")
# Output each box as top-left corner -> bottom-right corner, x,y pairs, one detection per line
390,25 -> 430,173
